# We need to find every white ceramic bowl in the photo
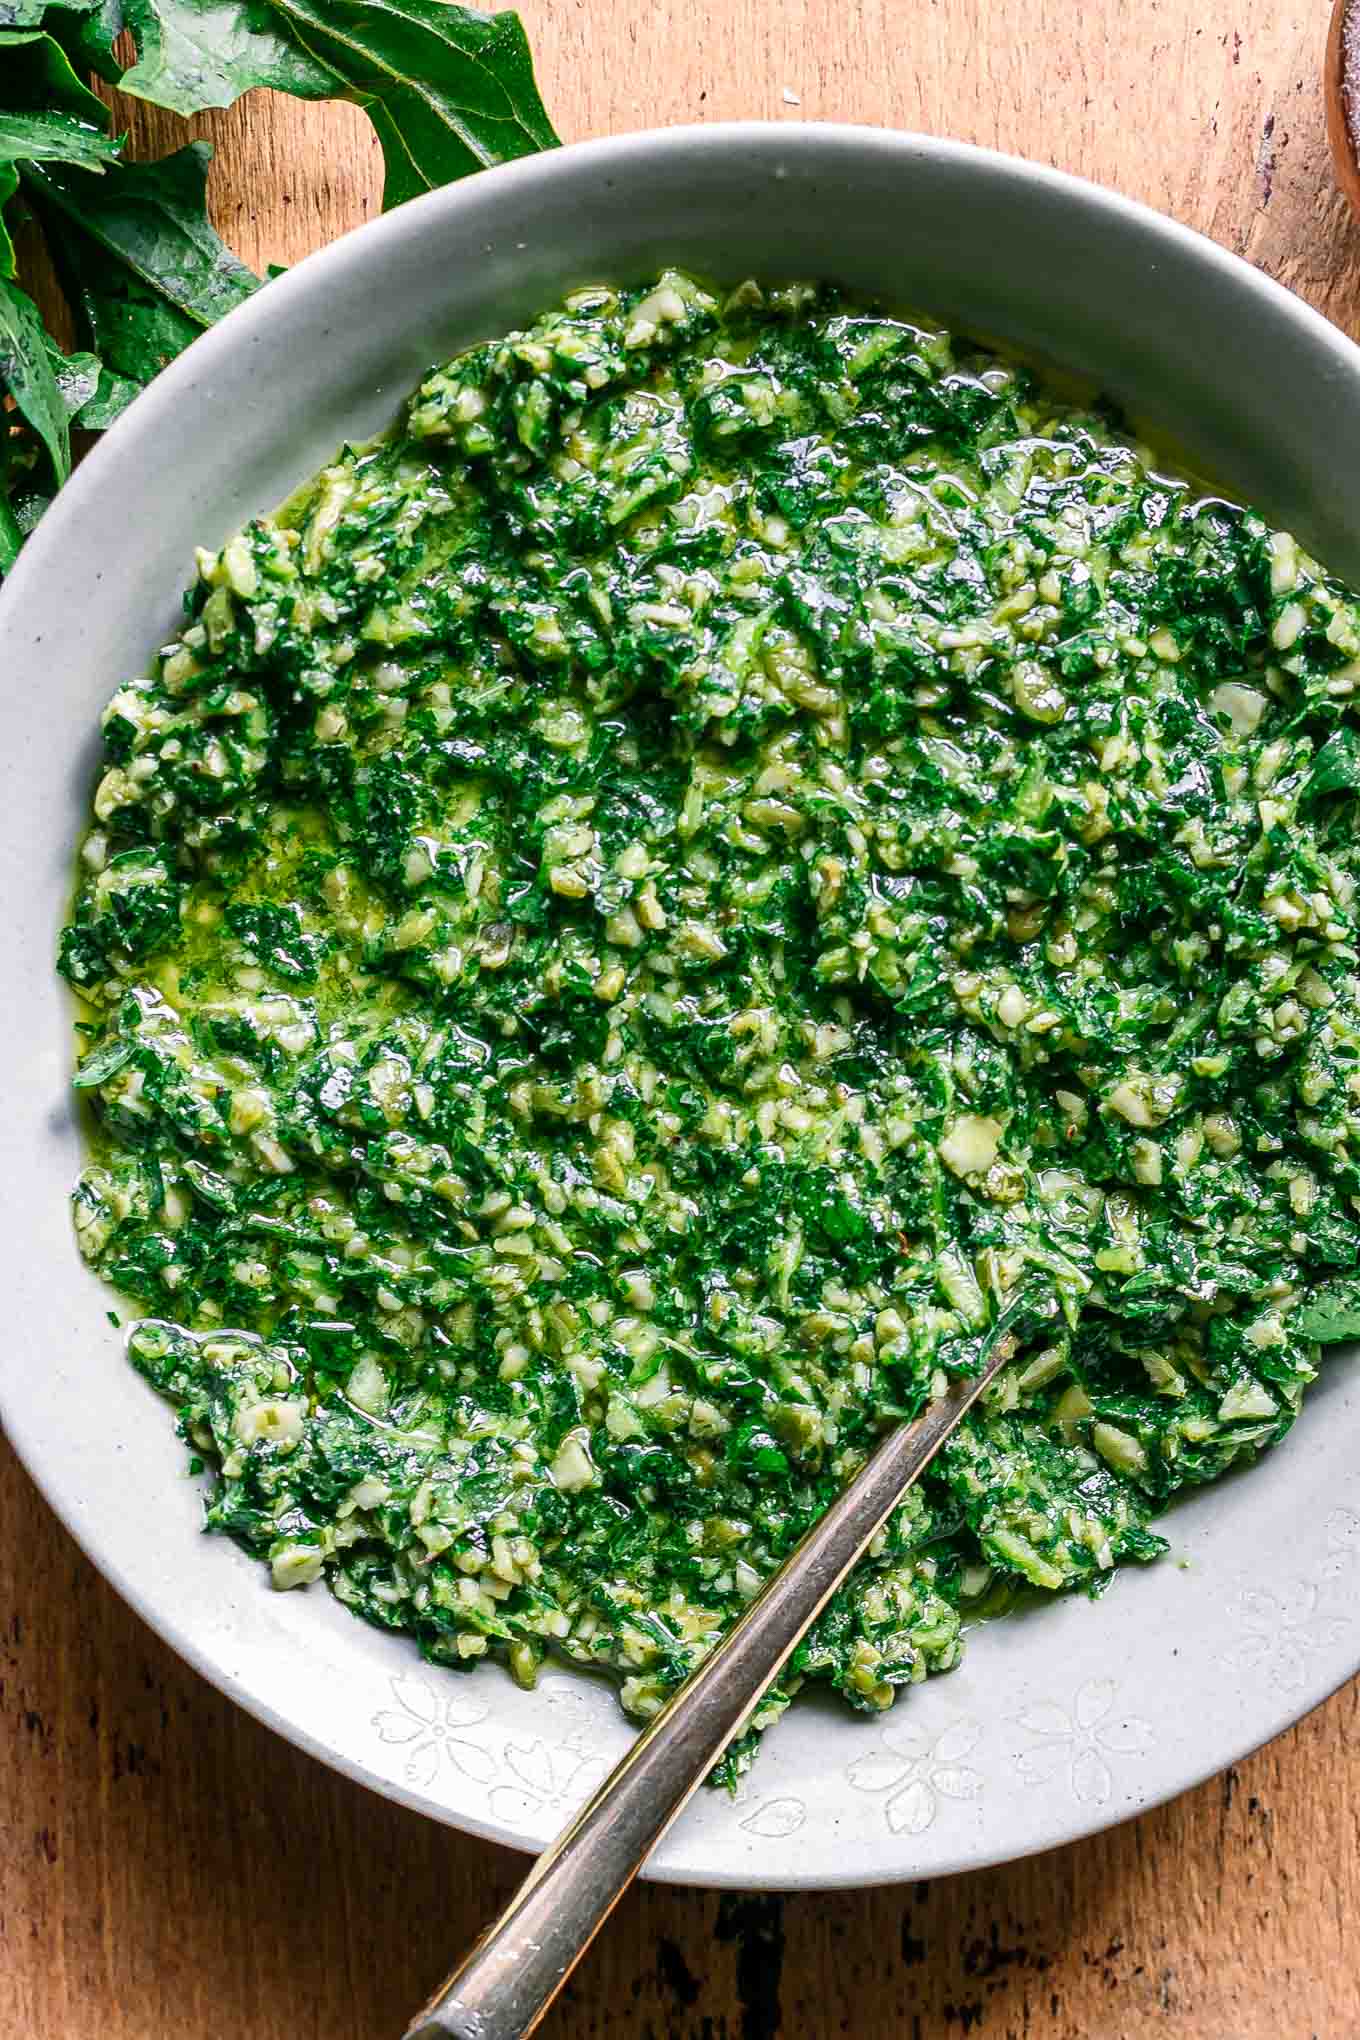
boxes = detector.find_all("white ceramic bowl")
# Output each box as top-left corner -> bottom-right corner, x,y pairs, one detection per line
2,125 -> 1358,1890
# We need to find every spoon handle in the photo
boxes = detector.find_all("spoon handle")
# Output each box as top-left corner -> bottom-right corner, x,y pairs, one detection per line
404,1343 -> 1010,2040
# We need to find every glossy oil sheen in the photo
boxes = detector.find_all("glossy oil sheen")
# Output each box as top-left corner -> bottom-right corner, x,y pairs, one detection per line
1,126 -> 1359,1889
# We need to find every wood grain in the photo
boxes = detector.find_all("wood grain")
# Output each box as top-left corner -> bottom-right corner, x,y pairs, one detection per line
6,4 -> 1360,2035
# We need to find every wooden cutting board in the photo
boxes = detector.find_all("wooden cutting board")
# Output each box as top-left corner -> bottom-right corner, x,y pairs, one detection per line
5,4 -> 1359,2034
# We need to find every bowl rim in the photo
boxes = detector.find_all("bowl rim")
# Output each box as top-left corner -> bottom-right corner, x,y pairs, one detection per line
4,119 -> 1359,1890
8,117 -> 1360,622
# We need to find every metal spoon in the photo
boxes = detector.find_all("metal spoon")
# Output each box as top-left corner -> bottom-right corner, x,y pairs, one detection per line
1326,0 -> 1360,223
403,1332 -> 1016,2040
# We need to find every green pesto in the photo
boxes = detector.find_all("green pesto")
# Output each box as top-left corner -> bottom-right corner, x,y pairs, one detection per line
59,271 -> 1360,1777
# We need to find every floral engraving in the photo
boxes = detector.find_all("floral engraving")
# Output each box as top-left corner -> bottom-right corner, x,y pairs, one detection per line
738,1796 -> 807,1839
1223,1581 -> 1347,1693
372,1671 -> 610,1822
1015,1679 -> 1152,1806
371,1673 -> 497,1791
486,1737 -> 602,1827
846,1716 -> 984,1835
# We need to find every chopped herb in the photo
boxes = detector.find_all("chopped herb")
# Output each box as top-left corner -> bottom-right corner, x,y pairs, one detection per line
61,274 -> 1360,1777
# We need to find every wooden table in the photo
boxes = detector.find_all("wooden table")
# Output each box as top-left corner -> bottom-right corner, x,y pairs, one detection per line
5,4 -> 1360,2033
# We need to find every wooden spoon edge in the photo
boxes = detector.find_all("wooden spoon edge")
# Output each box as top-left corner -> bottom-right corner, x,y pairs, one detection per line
1326,0 -> 1360,222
